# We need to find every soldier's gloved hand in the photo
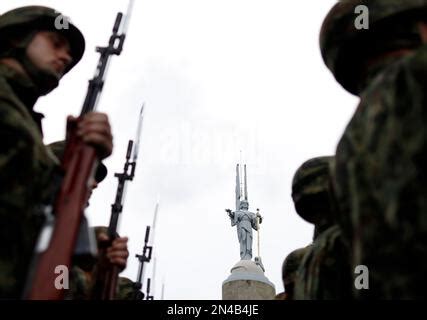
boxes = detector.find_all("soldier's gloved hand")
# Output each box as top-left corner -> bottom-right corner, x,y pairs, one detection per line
67,112 -> 113,160
98,233 -> 129,271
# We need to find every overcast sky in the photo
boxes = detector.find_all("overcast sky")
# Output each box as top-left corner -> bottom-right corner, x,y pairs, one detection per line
0,0 -> 358,299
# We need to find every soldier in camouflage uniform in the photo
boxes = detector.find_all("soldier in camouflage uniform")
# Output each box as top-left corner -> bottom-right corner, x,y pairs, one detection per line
291,157 -> 352,300
68,229 -> 134,300
71,226 -> 139,300
42,152 -> 132,300
47,145 -> 129,300
0,6 -> 113,298
321,0 -> 427,298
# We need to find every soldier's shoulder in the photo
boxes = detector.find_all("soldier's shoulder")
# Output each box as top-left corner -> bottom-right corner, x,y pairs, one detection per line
366,47 -> 427,96
0,78 -> 31,124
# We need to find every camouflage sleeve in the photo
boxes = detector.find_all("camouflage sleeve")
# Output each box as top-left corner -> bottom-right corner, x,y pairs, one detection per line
0,98 -> 44,298
294,226 -> 351,300
116,277 -> 144,300
65,266 -> 91,300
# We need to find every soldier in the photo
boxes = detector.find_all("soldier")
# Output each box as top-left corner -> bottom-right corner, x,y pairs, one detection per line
72,226 -> 136,300
291,156 -> 352,300
321,0 -> 427,298
68,234 -> 132,300
0,6 -> 113,298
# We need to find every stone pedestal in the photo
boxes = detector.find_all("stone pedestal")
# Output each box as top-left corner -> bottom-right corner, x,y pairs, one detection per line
222,260 -> 276,300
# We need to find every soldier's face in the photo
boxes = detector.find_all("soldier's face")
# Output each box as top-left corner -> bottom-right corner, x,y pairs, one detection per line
26,31 -> 73,79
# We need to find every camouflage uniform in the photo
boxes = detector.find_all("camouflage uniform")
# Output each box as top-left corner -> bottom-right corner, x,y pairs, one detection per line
295,226 -> 351,300
64,266 -> 91,300
0,63 -> 58,299
0,6 -> 84,298
291,157 -> 352,300
280,246 -> 310,300
116,277 -> 144,300
321,0 -> 427,298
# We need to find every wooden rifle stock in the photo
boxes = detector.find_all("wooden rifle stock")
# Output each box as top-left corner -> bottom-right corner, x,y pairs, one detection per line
90,248 -> 120,300
27,130 -> 98,299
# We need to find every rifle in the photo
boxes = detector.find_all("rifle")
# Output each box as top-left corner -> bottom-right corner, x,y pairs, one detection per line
25,1 -> 134,300
91,105 -> 144,300
134,226 -> 153,299
145,278 -> 154,300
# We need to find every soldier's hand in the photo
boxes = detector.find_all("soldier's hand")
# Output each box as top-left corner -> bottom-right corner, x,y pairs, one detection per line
98,233 -> 129,271
68,112 -> 113,160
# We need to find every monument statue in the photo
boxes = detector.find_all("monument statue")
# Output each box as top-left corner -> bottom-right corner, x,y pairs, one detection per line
226,164 -> 262,260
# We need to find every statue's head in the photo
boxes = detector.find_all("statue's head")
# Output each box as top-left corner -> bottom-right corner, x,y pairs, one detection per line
239,200 -> 249,210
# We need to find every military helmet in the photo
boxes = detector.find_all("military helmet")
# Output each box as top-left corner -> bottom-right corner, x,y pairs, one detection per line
291,156 -> 334,225
320,0 -> 427,95
0,6 -> 85,73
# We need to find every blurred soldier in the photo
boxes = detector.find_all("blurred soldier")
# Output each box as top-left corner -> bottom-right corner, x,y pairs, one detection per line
291,156 -> 352,300
278,247 -> 310,300
69,226 -> 135,300
321,0 -> 427,298
48,143 -> 130,300
0,6 -> 113,298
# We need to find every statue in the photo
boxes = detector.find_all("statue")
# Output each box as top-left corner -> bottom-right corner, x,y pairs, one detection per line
226,164 -> 262,260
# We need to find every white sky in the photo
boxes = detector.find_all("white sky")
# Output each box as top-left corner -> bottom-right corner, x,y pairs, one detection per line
0,0 -> 358,299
